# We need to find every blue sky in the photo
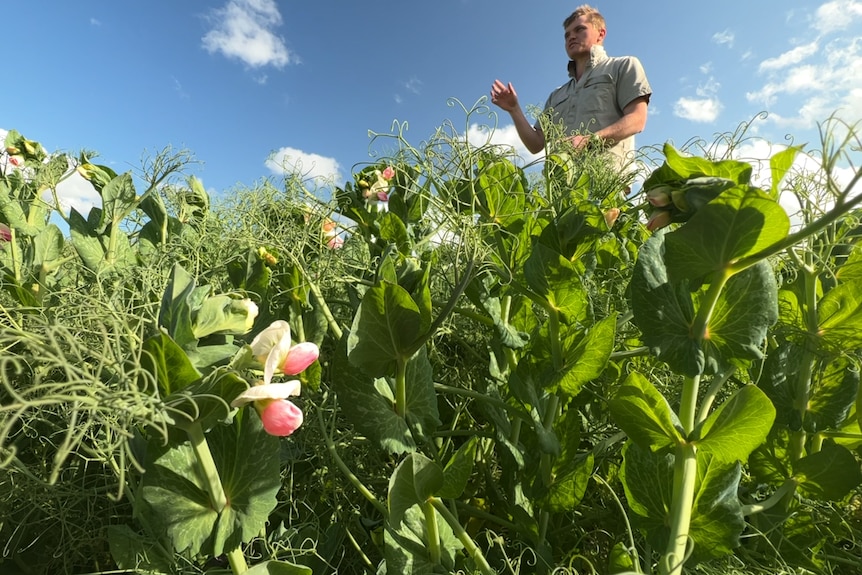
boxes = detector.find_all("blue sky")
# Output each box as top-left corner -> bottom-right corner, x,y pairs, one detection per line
2,0 -> 861,212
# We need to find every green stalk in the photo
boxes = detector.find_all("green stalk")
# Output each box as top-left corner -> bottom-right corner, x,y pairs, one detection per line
186,422 -> 249,574
316,405 -> 388,518
186,422 -> 227,513
789,267 -> 818,463
429,497 -> 495,575
422,500 -> 442,565
661,442 -> 697,575
741,478 -> 798,516
395,357 -> 407,419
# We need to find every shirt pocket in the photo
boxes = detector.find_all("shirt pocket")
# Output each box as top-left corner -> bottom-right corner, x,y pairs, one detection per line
580,74 -> 615,115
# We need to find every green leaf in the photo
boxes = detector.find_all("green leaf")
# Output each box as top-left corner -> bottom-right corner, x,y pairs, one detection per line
529,315 -> 615,397
705,260 -> 779,366
438,437 -> 478,499
818,277 -> 862,350
644,143 -> 753,189
768,146 -> 801,200
749,428 -> 792,485
630,231 -> 702,377
404,346 -> 441,443
163,368 -> 247,431
378,211 -> 411,256
476,158 -> 527,228
99,172 -> 138,231
141,331 -> 202,398
664,186 -> 789,283
347,280 -> 422,377
608,372 -> 683,453
141,411 -> 281,557
696,385 -> 775,463
159,264 -> 199,349
31,224 -> 63,270
192,294 -> 256,338
793,440 -> 862,500
107,524 -> 175,574
383,504 -> 461,574
68,207 -> 106,272
540,452 -> 594,512
524,243 -> 589,324
688,453 -> 745,561
332,335 -> 416,454
805,356 -> 859,433
620,442 -> 745,562
388,453 -> 444,529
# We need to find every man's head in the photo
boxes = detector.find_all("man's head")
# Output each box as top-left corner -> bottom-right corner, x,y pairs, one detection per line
563,5 -> 606,60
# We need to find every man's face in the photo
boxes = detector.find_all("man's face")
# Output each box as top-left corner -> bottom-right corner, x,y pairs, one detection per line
564,15 -> 605,59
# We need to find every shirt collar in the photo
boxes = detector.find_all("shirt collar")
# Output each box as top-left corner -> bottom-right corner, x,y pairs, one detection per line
567,44 -> 608,77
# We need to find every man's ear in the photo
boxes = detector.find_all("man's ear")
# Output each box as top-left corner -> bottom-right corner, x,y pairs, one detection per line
598,27 -> 607,42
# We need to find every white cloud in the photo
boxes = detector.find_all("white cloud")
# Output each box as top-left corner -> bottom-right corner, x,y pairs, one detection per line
815,0 -> 862,34
266,147 -> 341,184
675,72 -> 722,123
51,171 -> 100,216
758,41 -> 818,72
712,30 -> 734,47
673,97 -> 722,123
202,0 -> 293,69
748,35 -> 862,129
466,124 -> 543,165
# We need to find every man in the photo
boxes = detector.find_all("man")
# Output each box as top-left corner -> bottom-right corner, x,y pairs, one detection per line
491,5 -> 651,170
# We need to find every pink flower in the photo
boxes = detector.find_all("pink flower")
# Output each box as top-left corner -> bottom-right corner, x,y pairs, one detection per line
0,224 -> 10,243
375,191 -> 389,202
646,186 -> 672,207
603,208 -> 620,228
327,235 -> 344,249
646,210 -> 673,231
260,399 -> 304,436
231,380 -> 304,436
381,166 -> 395,180
249,320 -> 319,385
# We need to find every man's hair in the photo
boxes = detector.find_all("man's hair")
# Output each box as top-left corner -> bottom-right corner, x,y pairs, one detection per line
563,5 -> 606,31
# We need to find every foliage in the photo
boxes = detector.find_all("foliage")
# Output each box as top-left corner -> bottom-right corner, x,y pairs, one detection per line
1,106 -> 861,575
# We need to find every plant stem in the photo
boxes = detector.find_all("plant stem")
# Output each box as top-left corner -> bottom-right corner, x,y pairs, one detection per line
661,442 -> 697,575
395,357 -> 407,419
316,405 -> 388,518
226,547 -> 249,574
422,500 -> 442,565
429,497 -> 495,575
186,422 -> 227,513
186,422 -> 250,574
741,478 -> 798,516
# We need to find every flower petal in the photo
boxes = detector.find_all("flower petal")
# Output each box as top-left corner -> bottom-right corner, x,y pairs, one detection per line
260,399 -> 304,436
282,341 -> 320,375
231,380 -> 302,407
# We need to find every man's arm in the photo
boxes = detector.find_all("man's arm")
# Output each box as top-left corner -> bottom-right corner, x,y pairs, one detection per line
490,80 -> 546,154
592,96 -> 649,146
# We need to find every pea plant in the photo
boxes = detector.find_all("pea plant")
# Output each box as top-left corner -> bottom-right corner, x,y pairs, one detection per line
0,105 -> 860,575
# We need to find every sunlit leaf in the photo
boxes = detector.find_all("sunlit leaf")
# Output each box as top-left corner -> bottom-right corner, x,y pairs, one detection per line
696,385 -> 775,463
664,186 -> 789,283
347,280 -> 422,377
608,372 -> 683,453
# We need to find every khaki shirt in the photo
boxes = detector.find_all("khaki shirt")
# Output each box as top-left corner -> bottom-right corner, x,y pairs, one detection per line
537,45 -> 652,169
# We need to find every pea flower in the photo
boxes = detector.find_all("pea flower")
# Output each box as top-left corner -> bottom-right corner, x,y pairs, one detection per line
0,223 -> 10,243
231,380 -> 304,436
364,169 -> 391,202
250,320 -> 319,386
322,218 -> 344,249
603,208 -> 620,228
646,210 -> 673,231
